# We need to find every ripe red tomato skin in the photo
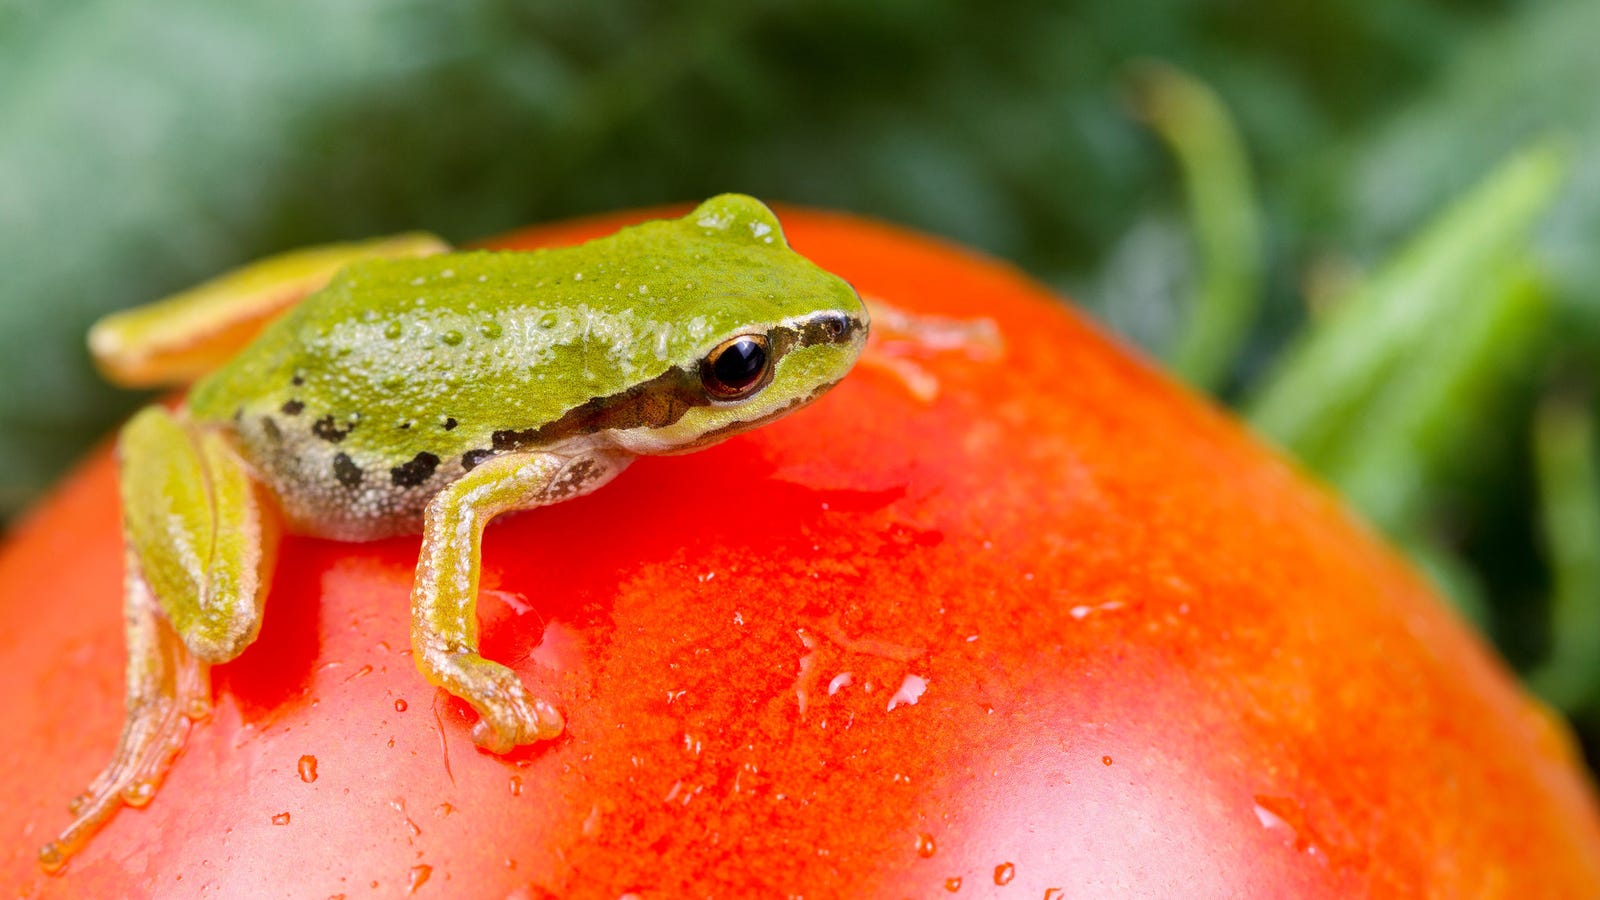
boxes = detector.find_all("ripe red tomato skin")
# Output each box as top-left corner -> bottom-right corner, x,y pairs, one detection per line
2,206 -> 1598,898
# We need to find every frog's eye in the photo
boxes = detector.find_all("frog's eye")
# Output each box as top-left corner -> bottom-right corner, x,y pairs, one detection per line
701,334 -> 771,400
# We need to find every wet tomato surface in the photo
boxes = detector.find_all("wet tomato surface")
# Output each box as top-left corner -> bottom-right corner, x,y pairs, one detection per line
3,208 -> 1599,898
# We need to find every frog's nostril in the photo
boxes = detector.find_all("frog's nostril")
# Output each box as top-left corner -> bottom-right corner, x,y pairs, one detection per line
808,312 -> 854,345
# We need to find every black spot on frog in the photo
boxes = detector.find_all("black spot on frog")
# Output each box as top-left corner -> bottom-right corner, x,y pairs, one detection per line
332,452 -> 363,489
313,415 -> 355,443
391,451 -> 440,487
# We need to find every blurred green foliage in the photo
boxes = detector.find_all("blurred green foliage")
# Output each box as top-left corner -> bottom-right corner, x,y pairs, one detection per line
4,0 -> 1600,763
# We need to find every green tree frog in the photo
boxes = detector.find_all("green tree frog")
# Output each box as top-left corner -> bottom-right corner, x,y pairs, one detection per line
41,194 -> 868,870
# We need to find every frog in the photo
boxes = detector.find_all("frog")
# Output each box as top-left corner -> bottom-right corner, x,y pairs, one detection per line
40,194 -> 868,871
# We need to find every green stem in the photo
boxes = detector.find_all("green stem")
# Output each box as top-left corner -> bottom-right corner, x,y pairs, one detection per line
1128,62 -> 1263,392
1526,392 -> 1600,713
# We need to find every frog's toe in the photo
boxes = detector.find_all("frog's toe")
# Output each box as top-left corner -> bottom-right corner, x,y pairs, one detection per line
511,696 -> 565,745
468,681 -> 564,753
530,697 -> 565,738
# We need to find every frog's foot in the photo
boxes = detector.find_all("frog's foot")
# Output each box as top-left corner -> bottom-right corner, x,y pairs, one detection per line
427,650 -> 564,754
40,604 -> 210,873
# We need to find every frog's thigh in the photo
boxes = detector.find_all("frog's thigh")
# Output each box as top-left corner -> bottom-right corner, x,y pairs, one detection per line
89,232 -> 450,388
411,449 -> 629,753
120,406 -> 281,663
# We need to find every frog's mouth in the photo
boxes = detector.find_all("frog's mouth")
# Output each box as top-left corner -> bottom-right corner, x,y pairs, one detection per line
642,381 -> 835,458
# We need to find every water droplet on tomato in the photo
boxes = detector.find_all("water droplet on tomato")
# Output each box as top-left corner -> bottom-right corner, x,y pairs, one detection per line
121,779 -> 155,807
38,842 -> 64,872
886,674 -> 928,712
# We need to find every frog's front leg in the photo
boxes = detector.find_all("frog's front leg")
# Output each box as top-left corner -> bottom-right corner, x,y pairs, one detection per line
41,406 -> 279,871
411,449 -> 631,753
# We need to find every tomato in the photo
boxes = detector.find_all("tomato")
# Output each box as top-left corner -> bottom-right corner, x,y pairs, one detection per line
3,207 -> 1598,898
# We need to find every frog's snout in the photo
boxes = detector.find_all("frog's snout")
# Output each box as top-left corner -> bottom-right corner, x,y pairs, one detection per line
798,310 -> 867,352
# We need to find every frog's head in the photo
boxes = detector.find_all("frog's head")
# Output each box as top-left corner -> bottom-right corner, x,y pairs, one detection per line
608,194 -> 869,456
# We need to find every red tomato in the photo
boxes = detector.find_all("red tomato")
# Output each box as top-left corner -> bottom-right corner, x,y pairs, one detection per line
3,208 -> 1598,898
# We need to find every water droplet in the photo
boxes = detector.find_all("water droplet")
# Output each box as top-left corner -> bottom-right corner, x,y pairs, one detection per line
479,321 -> 502,340
298,755 -> 319,783
441,330 -> 464,346
434,802 -> 456,818
272,812 -> 291,826
828,672 -> 853,695
345,665 -> 373,682
395,698 -> 409,712
1102,756 -> 1113,766
994,862 -> 1016,885
509,775 -> 523,796
886,674 -> 928,712
915,833 -> 937,858
1252,795 -> 1333,865
121,778 -> 155,807
407,863 -> 432,893
944,877 -> 962,892
38,842 -> 64,872
384,321 -> 404,340
1044,890 -> 1066,900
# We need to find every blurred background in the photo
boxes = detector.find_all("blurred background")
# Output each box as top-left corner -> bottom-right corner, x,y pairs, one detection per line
3,1 -> 1599,768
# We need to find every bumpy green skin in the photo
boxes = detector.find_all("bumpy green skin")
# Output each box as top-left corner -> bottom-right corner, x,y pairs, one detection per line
187,194 -> 866,539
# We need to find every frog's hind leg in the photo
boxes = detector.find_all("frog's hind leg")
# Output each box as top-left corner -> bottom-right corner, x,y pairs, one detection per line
89,232 -> 449,388
40,406 -> 281,872
39,549 -> 211,871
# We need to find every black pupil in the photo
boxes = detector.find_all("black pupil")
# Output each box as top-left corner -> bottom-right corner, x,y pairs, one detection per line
711,339 -> 767,391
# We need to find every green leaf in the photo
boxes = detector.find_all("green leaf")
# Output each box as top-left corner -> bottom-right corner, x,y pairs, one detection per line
1248,141 -> 1566,476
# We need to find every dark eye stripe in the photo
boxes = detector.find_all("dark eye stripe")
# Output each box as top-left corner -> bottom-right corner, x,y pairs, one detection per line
481,311 -> 860,454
